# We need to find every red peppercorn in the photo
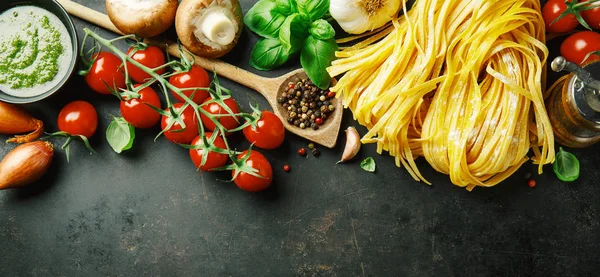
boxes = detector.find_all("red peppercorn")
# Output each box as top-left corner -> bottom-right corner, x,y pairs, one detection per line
283,164 -> 290,172
327,91 -> 335,98
528,179 -> 536,188
288,83 -> 295,89
315,118 -> 324,125
298,148 -> 306,156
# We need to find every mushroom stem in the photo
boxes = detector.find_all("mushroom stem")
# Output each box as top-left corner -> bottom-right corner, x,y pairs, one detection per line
200,12 -> 235,46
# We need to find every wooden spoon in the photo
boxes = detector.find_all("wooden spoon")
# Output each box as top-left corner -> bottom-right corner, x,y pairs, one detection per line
56,0 -> 342,148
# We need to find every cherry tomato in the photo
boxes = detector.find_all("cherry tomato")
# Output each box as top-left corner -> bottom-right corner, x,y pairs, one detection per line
542,0 -> 579,33
528,179 -> 536,188
161,103 -> 199,144
120,85 -> 162,129
169,65 -> 211,104
232,150 -> 273,192
560,31 -> 600,64
582,4 -> 600,30
58,101 -> 98,138
200,97 -> 240,134
242,111 -> 285,149
85,52 -> 126,95
189,133 -> 229,172
126,46 -> 166,83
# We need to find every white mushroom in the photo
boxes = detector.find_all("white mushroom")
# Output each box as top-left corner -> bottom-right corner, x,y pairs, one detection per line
106,0 -> 178,38
175,0 -> 243,58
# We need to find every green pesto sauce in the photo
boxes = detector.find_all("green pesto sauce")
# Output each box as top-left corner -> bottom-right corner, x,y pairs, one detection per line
0,8 -> 66,90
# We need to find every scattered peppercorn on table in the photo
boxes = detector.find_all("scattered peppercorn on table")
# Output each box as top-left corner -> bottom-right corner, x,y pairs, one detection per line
1,0 -> 599,276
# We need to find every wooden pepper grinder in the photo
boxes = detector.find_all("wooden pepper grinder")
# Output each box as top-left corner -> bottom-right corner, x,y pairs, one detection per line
547,56 -> 600,148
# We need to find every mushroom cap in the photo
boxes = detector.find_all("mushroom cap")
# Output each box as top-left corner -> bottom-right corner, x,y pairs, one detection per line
106,0 -> 178,38
175,0 -> 243,59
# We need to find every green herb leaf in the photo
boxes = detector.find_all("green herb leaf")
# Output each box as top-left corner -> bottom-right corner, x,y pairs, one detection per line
275,0 -> 298,15
279,13 -> 310,54
296,0 -> 330,21
106,117 -> 135,154
250,38 -> 291,71
360,157 -> 376,173
309,19 -> 336,40
243,0 -> 287,38
553,147 -> 580,182
300,36 -> 338,89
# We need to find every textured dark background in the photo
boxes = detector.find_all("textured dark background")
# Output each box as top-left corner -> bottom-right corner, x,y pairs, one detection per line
1,0 -> 599,276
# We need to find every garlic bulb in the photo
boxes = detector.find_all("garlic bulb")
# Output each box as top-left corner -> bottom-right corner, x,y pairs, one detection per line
330,0 -> 401,34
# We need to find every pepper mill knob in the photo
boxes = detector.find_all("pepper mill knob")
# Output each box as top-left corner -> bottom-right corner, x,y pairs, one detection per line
551,56 -> 600,91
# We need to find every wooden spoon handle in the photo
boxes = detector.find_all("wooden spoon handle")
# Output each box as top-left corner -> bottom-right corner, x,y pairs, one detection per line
156,42 -> 271,94
57,0 -> 273,96
56,0 -> 123,35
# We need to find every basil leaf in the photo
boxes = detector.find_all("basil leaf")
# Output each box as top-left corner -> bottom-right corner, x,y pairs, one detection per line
106,117 -> 135,154
310,19 -> 336,40
275,0 -> 297,15
300,36 -> 338,89
250,38 -> 290,71
296,0 -> 329,21
244,0 -> 287,38
279,13 -> 310,54
553,147 -> 580,182
360,157 -> 376,173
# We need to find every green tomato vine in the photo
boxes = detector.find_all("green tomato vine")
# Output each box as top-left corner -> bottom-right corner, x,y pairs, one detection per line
80,28 -> 265,179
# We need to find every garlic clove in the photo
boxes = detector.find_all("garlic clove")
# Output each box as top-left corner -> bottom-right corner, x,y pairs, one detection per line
201,12 -> 236,46
338,126 -> 361,163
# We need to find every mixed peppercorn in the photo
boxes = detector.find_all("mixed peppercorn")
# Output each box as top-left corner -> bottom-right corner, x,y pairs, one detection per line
278,79 -> 336,130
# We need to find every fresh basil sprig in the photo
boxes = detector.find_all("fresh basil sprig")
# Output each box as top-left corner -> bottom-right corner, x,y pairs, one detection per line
106,117 -> 135,154
244,0 -> 337,89
553,147 -> 580,182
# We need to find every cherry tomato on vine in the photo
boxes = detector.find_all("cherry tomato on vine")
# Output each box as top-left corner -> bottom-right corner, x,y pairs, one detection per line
120,85 -> 162,129
161,103 -> 199,144
126,46 -> 166,83
58,101 -> 98,138
200,97 -> 240,134
243,111 -> 285,149
233,150 -> 273,192
85,52 -> 126,95
542,0 -> 579,33
582,4 -> 600,30
189,133 -> 229,172
169,65 -> 210,104
560,31 -> 600,64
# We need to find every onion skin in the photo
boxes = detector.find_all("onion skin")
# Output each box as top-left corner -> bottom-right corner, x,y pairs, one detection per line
0,141 -> 54,190
0,101 -> 44,143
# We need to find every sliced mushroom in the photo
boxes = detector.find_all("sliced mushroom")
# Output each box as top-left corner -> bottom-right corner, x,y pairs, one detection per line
176,0 -> 243,58
106,0 -> 178,38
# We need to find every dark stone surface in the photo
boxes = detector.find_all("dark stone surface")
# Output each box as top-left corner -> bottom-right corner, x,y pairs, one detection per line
1,0 -> 599,276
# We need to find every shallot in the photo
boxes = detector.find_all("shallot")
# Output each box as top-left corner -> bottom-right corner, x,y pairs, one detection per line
0,141 -> 54,190
0,101 -> 44,143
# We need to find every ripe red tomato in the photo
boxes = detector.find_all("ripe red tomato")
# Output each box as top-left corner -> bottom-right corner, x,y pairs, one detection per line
58,101 -> 98,138
560,31 -> 600,64
189,133 -> 229,171
542,0 -> 579,33
120,85 -> 162,129
161,103 -> 199,144
232,150 -> 273,192
582,4 -> 600,30
85,52 -> 126,95
200,97 -> 240,134
126,46 -> 166,84
243,111 -> 285,149
169,65 -> 210,104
